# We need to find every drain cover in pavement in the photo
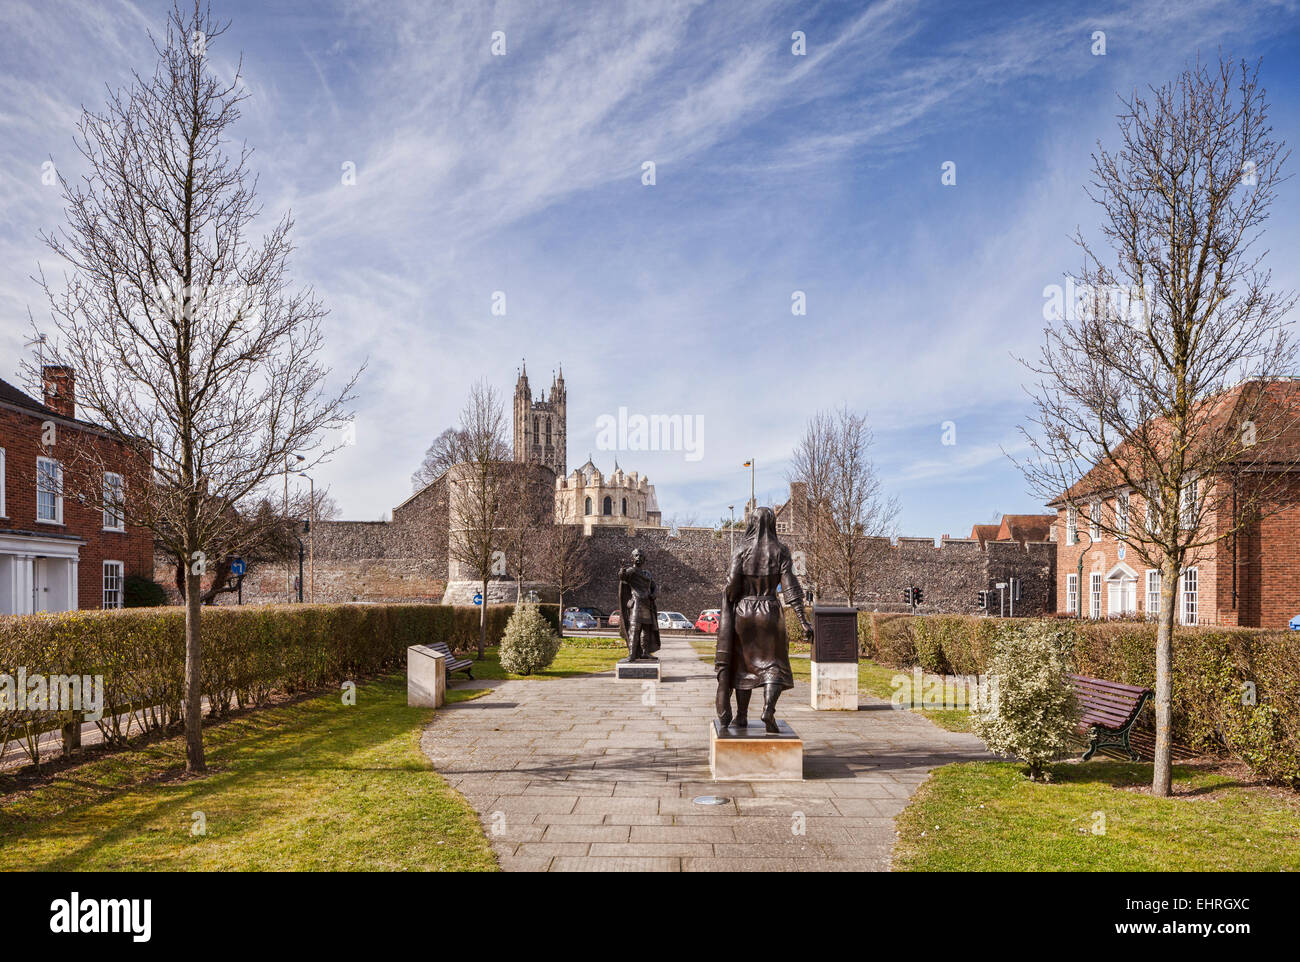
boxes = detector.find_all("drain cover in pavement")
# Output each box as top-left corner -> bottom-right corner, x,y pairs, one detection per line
693,795 -> 731,806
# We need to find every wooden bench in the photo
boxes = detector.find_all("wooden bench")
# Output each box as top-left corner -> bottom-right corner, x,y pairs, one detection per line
429,641 -> 474,681
1069,674 -> 1152,761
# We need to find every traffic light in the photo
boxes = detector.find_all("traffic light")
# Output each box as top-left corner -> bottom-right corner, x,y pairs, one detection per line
913,587 -> 924,605
902,588 -> 912,605
977,590 -> 988,610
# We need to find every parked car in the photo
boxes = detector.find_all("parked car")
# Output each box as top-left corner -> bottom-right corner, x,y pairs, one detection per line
607,611 -> 621,628
658,611 -> 694,631
562,609 -> 598,630
570,606 -> 607,627
694,609 -> 721,633
1290,614 -> 1300,631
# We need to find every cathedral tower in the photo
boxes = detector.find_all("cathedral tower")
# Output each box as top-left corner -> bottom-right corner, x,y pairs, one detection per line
513,361 -> 566,477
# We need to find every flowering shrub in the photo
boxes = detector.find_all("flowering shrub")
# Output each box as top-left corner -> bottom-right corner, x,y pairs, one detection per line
497,604 -> 562,676
970,621 -> 1079,780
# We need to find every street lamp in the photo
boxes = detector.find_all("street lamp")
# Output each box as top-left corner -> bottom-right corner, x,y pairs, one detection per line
285,453 -> 304,597
298,469 -> 315,604
728,504 -> 735,557
1075,527 -> 1094,620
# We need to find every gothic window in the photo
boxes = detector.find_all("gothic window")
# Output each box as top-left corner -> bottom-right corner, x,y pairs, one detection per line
533,416 -> 539,437
622,498 -> 627,515
603,496 -> 612,516
585,497 -> 592,515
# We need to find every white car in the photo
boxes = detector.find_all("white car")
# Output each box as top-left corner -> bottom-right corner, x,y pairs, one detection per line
658,611 -> 693,630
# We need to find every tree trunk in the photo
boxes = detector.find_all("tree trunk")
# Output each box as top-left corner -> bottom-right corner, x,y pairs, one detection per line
1153,557 -> 1178,797
184,567 -> 206,773
478,576 -> 488,660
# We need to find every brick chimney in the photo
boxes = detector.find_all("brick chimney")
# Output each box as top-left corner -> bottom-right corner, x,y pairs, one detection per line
42,366 -> 75,418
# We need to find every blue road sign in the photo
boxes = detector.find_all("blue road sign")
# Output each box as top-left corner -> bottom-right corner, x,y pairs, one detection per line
473,592 -> 483,606
231,558 -> 246,576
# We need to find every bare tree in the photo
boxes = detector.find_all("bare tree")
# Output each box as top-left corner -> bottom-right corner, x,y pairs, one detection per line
167,495 -> 304,605
412,426 -> 508,491
535,502 -> 593,613
1016,56 -> 1297,797
29,2 -> 357,773
446,380 -> 511,658
789,407 -> 898,604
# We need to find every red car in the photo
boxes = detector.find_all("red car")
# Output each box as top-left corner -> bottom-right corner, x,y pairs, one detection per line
694,609 -> 721,633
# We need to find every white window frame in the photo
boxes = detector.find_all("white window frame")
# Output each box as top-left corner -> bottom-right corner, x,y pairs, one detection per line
1145,569 -> 1161,620
0,446 -> 6,517
1066,506 -> 1077,545
1116,489 -> 1130,539
1089,572 -> 1102,619
103,560 -> 125,609
1066,573 -> 1078,613
36,456 -> 63,524
103,471 -> 125,531
1089,499 -> 1102,541
1181,476 -> 1200,530
1181,567 -> 1199,626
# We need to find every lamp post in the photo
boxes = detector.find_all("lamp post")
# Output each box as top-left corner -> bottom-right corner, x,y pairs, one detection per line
285,453 -> 304,598
728,504 -> 735,557
1075,527 -> 1094,620
299,471 -> 315,604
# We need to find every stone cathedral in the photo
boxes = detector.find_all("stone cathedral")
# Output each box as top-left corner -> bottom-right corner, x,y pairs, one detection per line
513,362 -> 567,477
513,361 -> 664,533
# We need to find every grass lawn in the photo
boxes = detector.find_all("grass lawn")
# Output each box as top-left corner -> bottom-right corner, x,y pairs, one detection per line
894,760 -> 1300,871
690,638 -> 973,732
0,675 -> 498,871
462,637 -> 626,682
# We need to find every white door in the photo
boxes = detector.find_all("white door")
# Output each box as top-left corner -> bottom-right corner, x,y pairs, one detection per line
1107,579 -> 1136,616
33,558 -> 51,612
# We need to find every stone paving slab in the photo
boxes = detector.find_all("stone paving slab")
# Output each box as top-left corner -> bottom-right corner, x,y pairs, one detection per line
420,635 -> 989,872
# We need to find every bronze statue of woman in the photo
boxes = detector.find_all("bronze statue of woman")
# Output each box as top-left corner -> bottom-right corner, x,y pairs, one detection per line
715,506 -> 813,733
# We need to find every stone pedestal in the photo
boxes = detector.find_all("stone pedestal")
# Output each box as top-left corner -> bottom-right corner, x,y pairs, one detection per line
407,644 -> 446,708
811,660 -> 859,710
709,719 -> 803,781
615,658 -> 660,681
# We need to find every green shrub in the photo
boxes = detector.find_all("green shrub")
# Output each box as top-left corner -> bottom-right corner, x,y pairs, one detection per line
123,575 -> 170,608
783,607 -> 807,645
871,612 -> 917,667
497,604 -> 561,676
971,622 -> 1080,780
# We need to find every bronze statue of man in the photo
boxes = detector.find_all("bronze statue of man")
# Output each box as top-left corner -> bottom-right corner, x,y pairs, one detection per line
618,548 -> 661,661
715,507 -> 812,733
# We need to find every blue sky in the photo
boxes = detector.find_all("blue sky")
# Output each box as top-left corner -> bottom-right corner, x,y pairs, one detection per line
2,0 -> 1299,535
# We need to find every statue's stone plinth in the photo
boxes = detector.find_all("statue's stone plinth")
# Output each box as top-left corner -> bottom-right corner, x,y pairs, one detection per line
615,657 -> 660,681
709,719 -> 803,781
811,661 -> 859,710
407,644 -> 446,708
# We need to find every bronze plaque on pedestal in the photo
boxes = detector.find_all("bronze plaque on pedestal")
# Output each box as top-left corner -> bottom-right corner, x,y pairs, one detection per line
811,606 -> 859,663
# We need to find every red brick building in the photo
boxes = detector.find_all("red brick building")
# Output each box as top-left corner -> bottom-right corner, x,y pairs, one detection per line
1051,379 -> 1300,629
0,370 -> 153,614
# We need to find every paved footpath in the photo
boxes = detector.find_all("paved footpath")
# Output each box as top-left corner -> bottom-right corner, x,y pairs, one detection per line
421,635 -> 988,871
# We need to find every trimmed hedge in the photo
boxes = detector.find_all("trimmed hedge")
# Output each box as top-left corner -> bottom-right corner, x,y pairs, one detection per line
0,602 -> 558,765
862,612 -> 1300,788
